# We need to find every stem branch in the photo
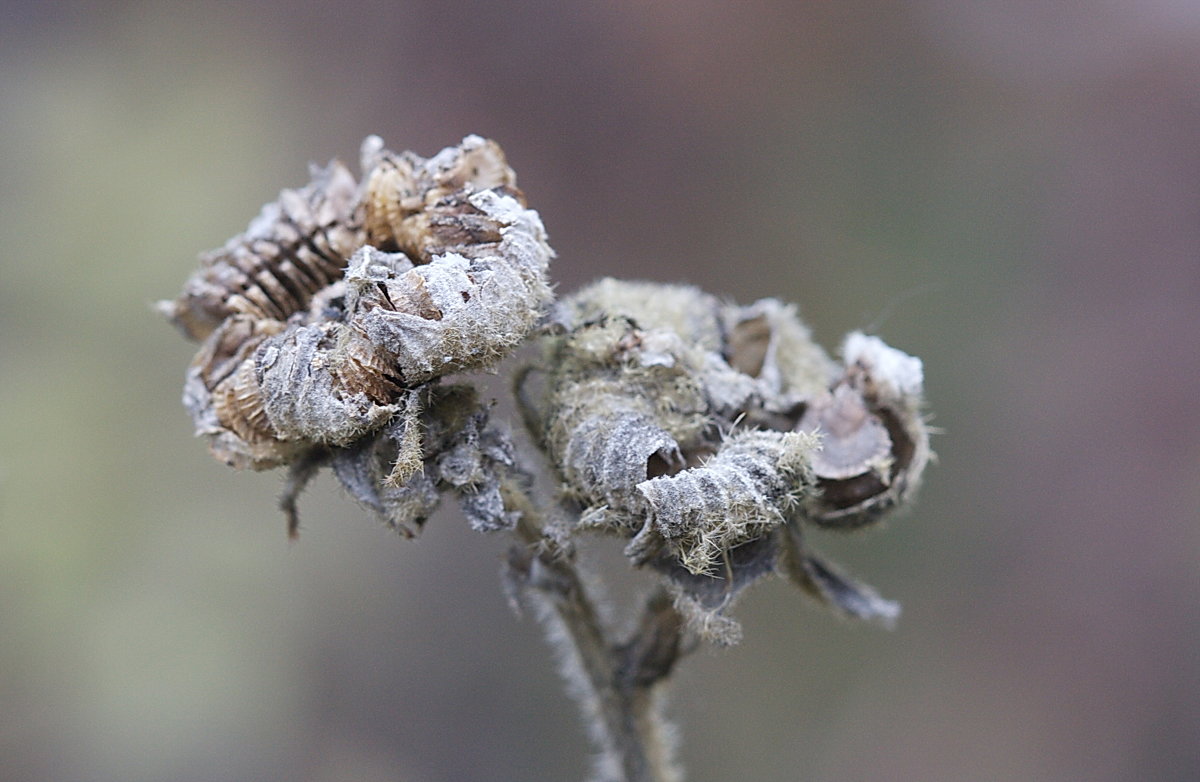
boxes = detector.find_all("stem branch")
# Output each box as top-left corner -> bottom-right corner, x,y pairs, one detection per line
505,485 -> 684,782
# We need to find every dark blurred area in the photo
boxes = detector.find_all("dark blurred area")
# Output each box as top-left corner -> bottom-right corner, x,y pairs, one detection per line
2,2 -> 1198,780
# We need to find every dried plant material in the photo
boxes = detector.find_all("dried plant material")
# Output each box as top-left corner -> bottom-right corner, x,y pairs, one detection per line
182,314 -> 305,469
361,134 -> 521,259
170,137 -> 553,470
718,298 -> 837,413
529,319 -> 710,512
797,332 -> 930,528
636,430 -> 817,575
166,134 -> 937,782
523,278 -> 828,533
256,194 -> 552,447
774,523 -> 900,627
329,384 -> 523,536
654,533 -> 782,645
521,278 -> 930,639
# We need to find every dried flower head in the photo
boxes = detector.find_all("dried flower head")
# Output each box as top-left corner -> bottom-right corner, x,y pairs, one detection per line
164,136 -> 553,473
519,278 -> 930,642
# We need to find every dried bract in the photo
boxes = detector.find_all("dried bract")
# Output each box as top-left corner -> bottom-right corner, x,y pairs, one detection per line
329,384 -> 524,536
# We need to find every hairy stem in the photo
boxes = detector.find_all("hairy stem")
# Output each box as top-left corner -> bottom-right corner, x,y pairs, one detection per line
504,483 -> 684,782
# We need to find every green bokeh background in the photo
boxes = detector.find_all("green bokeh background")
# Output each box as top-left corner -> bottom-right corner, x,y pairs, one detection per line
2,3 -> 1197,781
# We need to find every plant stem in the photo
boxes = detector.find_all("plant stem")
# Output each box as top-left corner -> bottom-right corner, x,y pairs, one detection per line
504,485 -> 684,782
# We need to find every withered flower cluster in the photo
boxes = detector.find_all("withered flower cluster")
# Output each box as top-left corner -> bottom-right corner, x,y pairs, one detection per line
519,279 -> 930,642
164,136 -> 930,643
162,136 -> 553,536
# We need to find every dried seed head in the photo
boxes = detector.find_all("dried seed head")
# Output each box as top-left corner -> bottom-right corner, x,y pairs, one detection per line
171,137 -> 554,472
520,279 -> 931,637
524,279 -> 832,534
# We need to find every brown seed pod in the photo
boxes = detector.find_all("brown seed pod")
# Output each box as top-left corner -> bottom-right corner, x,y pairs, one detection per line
161,160 -> 363,342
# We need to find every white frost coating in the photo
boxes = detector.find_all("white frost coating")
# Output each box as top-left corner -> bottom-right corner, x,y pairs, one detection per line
359,134 -> 386,174
842,331 -> 924,398
258,192 -> 554,445
468,188 -> 526,225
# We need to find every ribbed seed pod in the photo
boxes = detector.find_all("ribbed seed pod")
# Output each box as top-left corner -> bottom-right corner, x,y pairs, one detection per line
182,314 -> 303,469
161,160 -> 363,341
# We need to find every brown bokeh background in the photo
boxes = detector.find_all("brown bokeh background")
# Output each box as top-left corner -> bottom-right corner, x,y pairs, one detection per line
2,3 -> 1198,781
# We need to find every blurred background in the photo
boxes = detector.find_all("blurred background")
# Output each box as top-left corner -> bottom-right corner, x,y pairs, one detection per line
2,2 -> 1198,780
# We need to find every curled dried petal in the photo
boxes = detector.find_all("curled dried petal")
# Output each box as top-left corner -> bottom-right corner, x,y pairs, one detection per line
798,332 -> 930,528
636,430 -> 818,575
